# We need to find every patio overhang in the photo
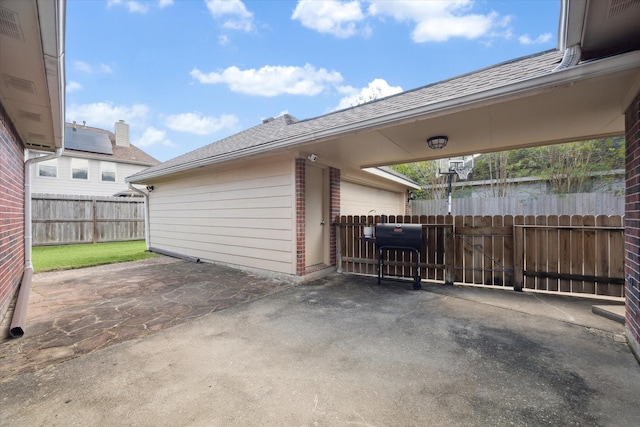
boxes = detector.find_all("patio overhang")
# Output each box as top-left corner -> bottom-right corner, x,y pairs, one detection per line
288,49 -> 640,171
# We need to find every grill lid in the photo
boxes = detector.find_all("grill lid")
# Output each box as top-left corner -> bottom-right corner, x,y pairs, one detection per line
375,224 -> 422,251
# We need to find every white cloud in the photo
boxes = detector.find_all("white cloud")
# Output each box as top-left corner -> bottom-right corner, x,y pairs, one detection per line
66,81 -> 83,93
368,0 -> 507,43
73,60 -> 93,73
219,34 -> 230,46
291,0 -> 511,43
292,0 -> 366,38
133,127 -> 175,147
66,102 -> 150,129
190,64 -> 343,96
100,64 -> 113,73
73,60 -> 112,74
205,0 -> 254,32
334,78 -> 402,110
108,0 -> 171,12
107,0 -> 150,13
164,112 -> 238,135
519,32 -> 552,45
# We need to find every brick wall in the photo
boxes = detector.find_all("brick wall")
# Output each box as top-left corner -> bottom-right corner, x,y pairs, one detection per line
295,161 -> 341,275
0,103 -> 25,327
625,89 -> 640,359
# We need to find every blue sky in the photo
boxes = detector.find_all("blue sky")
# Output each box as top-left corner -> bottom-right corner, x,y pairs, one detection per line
65,0 -> 560,162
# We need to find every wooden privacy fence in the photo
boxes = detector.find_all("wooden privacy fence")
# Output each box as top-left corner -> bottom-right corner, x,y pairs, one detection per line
32,194 -> 145,246
335,214 -> 625,298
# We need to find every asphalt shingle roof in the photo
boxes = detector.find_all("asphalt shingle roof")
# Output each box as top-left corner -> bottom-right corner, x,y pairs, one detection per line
128,49 -> 563,181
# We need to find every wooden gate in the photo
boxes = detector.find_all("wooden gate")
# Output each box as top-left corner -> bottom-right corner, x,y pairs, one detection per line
335,214 -> 625,298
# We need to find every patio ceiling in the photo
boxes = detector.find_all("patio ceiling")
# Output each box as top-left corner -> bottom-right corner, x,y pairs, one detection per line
0,0 -> 65,151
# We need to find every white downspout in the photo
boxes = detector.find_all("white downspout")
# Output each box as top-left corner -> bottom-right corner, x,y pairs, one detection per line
128,183 -> 150,250
10,0 -> 66,338
553,44 -> 582,71
10,148 -> 63,338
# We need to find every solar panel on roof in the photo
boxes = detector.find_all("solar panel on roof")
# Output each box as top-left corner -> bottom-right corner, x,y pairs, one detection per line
65,127 -> 113,155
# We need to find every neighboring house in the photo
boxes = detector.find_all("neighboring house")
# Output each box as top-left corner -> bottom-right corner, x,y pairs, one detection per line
28,121 -> 159,197
128,0 -> 640,357
0,0 -> 64,337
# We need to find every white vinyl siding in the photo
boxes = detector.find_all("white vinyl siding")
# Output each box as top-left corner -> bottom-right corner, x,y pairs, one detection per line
30,154 -> 150,197
340,181 -> 404,216
148,157 -> 296,275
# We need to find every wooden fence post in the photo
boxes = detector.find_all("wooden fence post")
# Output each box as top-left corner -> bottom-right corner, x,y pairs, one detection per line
92,199 -> 97,244
335,223 -> 342,273
513,216 -> 524,291
444,223 -> 454,285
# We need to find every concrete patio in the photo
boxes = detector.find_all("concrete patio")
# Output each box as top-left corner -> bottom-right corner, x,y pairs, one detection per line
1,256 -> 639,426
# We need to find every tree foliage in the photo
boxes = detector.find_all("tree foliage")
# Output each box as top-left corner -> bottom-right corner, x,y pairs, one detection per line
392,137 -> 624,198
391,161 -> 447,200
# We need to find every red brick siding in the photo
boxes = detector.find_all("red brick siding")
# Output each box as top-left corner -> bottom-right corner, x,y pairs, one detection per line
295,162 -> 341,274
625,89 -> 640,354
295,158 -> 305,275
329,167 -> 340,265
0,103 -> 25,320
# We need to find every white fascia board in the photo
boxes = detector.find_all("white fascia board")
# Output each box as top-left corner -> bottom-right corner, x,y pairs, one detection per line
127,49 -> 640,184
362,168 -> 421,190
37,0 -> 66,150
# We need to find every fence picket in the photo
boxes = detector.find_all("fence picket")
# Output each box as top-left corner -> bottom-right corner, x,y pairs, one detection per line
571,215 -> 585,293
583,215 -> 596,294
558,215 -> 571,292
547,215 -> 559,292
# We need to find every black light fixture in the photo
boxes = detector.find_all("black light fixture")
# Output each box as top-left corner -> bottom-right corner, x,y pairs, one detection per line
427,135 -> 448,150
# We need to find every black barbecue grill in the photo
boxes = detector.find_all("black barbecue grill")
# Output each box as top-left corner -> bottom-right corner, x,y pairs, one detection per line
375,223 -> 423,289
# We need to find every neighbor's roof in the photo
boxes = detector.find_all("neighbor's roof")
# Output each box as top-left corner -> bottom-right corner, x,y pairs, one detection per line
62,123 -> 160,167
128,49 -> 563,183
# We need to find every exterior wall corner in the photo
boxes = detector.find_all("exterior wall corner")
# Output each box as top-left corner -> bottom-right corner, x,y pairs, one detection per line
624,89 -> 640,353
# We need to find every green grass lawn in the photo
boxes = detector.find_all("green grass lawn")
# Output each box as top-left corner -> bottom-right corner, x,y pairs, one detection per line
32,240 -> 157,273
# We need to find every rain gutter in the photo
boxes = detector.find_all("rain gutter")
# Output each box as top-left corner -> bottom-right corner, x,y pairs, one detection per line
127,49 -> 640,184
10,0 -> 66,338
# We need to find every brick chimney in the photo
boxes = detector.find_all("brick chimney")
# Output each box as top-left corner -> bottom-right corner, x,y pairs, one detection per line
114,120 -> 130,147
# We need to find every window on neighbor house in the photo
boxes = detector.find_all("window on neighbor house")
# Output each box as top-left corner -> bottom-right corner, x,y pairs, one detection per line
101,161 -> 116,182
37,157 -> 58,178
71,158 -> 89,180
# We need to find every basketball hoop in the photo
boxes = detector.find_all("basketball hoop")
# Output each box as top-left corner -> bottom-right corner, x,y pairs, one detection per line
452,166 -> 471,181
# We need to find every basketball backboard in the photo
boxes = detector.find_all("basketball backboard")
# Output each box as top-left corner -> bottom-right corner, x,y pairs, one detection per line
436,155 -> 475,180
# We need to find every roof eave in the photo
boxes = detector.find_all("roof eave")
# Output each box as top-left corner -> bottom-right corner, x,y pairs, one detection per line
127,49 -> 640,184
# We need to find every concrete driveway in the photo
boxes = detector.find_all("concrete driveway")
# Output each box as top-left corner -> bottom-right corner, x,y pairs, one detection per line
1,257 -> 639,426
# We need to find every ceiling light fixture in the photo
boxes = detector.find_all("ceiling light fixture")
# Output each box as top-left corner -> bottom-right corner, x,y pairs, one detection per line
427,135 -> 448,150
